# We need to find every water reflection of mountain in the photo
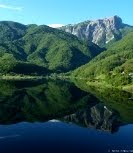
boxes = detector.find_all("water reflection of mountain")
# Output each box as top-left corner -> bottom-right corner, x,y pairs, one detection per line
0,80 -> 99,124
0,80 -> 131,133
73,80 -> 133,123
62,103 -> 122,133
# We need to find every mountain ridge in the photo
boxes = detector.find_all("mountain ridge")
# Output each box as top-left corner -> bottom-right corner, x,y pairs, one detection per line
72,31 -> 133,87
0,21 -> 103,74
60,15 -> 133,47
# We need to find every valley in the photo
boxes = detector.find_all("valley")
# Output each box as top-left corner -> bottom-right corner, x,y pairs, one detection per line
0,16 -> 133,90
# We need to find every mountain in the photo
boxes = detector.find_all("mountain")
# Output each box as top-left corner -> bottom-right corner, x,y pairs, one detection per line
60,16 -> 133,47
0,21 -> 103,74
0,21 -> 26,42
72,32 -> 133,86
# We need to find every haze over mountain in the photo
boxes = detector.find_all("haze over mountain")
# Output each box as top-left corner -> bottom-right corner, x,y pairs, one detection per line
60,16 -> 133,47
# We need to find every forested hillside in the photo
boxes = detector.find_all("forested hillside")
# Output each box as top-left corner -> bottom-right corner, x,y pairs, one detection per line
0,21 -> 103,75
72,32 -> 133,86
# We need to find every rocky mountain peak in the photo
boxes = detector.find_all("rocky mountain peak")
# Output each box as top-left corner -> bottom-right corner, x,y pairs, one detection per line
104,15 -> 122,28
60,16 -> 128,46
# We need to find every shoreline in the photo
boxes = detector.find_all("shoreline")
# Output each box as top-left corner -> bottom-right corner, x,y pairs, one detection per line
0,75 -> 45,81
0,75 -> 132,93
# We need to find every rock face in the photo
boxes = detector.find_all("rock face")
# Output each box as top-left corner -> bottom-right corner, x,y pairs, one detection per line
63,103 -> 122,133
60,16 -> 131,46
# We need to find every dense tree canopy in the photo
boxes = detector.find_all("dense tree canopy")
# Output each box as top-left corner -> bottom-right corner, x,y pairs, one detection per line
0,21 -> 103,74
72,32 -> 133,86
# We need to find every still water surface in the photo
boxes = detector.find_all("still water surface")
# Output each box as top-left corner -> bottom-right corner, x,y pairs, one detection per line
0,79 -> 132,153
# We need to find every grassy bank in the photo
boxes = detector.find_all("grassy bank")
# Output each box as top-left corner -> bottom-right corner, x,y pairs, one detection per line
0,74 -> 133,94
68,76 -> 133,93
0,74 -> 45,81
122,84 -> 133,93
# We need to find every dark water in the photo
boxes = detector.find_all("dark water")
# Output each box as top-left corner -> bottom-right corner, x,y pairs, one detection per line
0,79 -> 133,153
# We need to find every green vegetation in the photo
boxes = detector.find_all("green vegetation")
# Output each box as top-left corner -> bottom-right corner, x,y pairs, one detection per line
0,53 -> 49,75
73,79 -> 133,123
0,21 -> 103,75
0,21 -> 26,42
0,20 -> 133,87
0,80 -> 95,124
0,79 -> 132,131
105,25 -> 133,48
72,32 -> 133,87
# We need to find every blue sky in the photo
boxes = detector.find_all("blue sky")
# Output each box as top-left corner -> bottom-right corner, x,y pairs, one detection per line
0,0 -> 132,26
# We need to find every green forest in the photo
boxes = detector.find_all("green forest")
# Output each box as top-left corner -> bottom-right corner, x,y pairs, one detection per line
72,32 -> 133,87
0,21 -> 133,88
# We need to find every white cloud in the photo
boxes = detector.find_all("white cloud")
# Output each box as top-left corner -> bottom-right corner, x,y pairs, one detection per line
0,4 -> 23,11
48,24 -> 64,28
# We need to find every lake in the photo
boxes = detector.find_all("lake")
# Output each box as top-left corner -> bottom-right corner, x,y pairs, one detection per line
0,79 -> 133,153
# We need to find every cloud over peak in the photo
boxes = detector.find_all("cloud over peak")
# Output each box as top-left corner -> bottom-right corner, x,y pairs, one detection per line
0,4 -> 23,11
48,24 -> 64,28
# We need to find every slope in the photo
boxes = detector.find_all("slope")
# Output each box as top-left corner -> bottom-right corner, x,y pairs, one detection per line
0,21 -> 103,74
60,16 -> 133,47
72,32 -> 133,86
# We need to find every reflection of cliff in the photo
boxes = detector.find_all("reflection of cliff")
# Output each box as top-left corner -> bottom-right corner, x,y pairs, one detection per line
62,103 -> 122,133
0,80 -> 99,124
73,80 -> 133,123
